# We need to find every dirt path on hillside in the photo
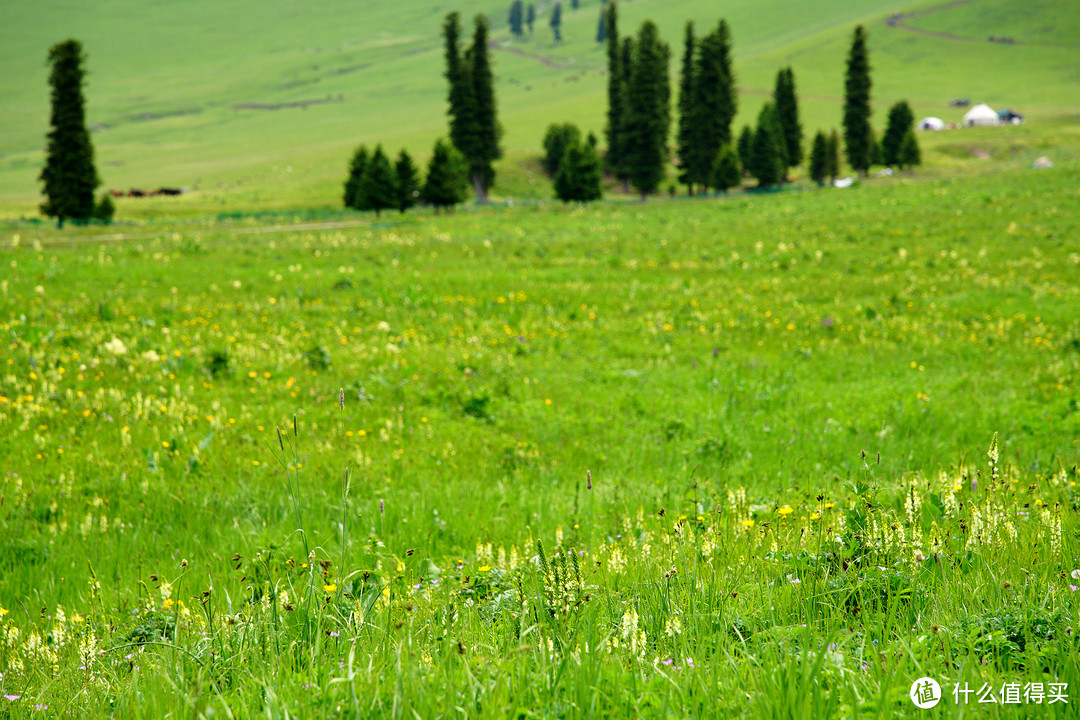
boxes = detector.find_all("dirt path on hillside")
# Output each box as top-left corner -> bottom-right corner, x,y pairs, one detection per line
886,0 -> 1080,48
489,39 -> 580,70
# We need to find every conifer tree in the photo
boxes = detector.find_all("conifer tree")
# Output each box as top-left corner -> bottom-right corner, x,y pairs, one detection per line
343,145 -> 369,209
596,5 -> 606,43
748,102 -> 784,187
466,16 -> 501,199
359,146 -> 397,217
736,125 -> 753,176
624,21 -> 670,198
842,25 -> 873,175
422,139 -> 470,211
826,129 -> 841,182
527,4 -> 535,34
712,145 -> 741,194
898,129 -> 921,169
555,134 -> 603,202
808,131 -> 829,186
882,100 -> 914,167
509,1 -> 524,38
713,20 -> 737,146
773,67 -> 802,175
542,123 -> 582,176
443,13 -> 501,202
687,21 -> 736,192
603,2 -> 625,179
675,22 -> 696,194
394,150 -> 420,213
40,39 -> 100,227
550,3 -> 562,42
571,0 -> 579,9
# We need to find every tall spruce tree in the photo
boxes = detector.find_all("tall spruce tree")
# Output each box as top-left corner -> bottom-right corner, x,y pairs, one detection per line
421,138 -> 470,211
359,145 -> 397,217
686,21 -> 736,192
842,25 -> 873,175
773,67 -> 802,175
675,22 -> 696,194
882,100 -> 914,167
596,5 -> 606,43
808,131 -> 828,186
550,3 -> 562,41
624,21 -> 670,198
466,16 -> 501,199
394,150 -> 420,213
443,13 -> 477,173
40,39 -> 100,227
527,4 -> 535,34
443,13 -> 501,202
748,102 -> 784,187
603,2 -> 624,177
509,1 -> 524,38
343,145 -> 369,209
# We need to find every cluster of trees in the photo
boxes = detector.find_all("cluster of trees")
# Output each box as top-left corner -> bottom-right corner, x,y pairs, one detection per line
510,1 -> 586,42
343,139 -> 470,214
840,26 -> 920,176
39,39 -> 113,227
603,4 -> 673,198
733,67 -> 802,188
674,19 -> 737,194
542,123 -> 602,202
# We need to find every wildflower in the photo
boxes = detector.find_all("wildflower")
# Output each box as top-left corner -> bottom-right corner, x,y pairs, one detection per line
323,584 -> 337,593
778,506 -> 794,516
740,519 -> 755,528
103,337 -> 128,355
478,566 -> 491,572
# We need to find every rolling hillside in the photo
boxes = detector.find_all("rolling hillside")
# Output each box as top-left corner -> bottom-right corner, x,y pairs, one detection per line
1,0 -> 1078,215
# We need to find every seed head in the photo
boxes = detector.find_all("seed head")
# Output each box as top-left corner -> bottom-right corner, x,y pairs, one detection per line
338,387 -> 345,410
586,470 -> 592,490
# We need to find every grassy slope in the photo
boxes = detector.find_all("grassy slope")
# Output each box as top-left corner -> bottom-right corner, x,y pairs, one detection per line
1,0 -> 1078,215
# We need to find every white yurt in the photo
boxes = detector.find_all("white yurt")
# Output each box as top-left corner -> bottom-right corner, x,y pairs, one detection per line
919,117 -> 945,130
963,104 -> 1000,127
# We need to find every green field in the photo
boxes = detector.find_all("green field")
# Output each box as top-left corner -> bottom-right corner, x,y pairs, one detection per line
2,0 -> 1080,716
1,163 -> 1079,716
1,0 -> 1079,215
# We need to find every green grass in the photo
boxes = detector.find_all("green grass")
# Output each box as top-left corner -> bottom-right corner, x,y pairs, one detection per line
1,162 -> 1078,716
2,0 -> 1078,216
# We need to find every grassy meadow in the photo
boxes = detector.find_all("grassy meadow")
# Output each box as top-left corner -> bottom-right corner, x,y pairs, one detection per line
2,0 -> 1080,717
1,163 -> 1079,716
1,0 -> 1079,214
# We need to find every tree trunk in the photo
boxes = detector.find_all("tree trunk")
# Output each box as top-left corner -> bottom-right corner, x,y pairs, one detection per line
471,172 -> 487,203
